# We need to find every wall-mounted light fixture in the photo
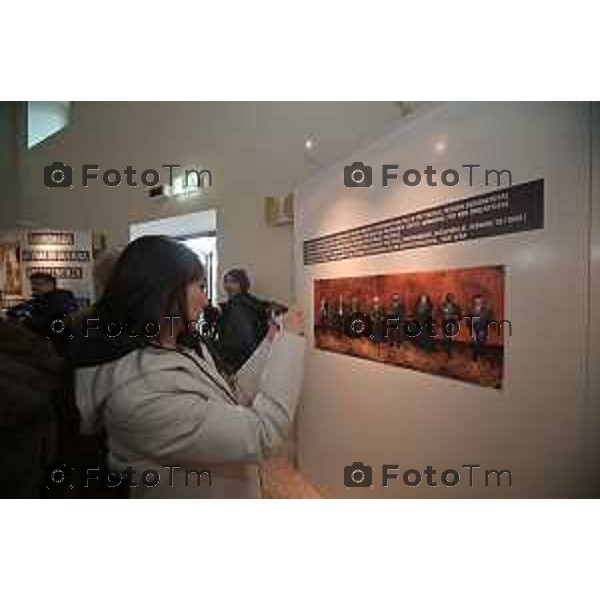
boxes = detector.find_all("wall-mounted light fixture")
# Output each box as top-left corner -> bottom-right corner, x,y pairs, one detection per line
265,192 -> 294,226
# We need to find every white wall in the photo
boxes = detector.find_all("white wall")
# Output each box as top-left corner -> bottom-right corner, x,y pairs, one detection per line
16,101 -> 407,303
294,102 -> 597,498
129,210 -> 216,239
586,103 -> 600,497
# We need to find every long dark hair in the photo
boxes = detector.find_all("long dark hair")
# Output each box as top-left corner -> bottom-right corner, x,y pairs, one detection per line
73,236 -> 236,401
96,235 -> 204,342
65,234 -> 207,370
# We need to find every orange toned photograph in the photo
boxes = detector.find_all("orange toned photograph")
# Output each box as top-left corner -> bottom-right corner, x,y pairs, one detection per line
314,266 -> 505,388
0,244 -> 22,296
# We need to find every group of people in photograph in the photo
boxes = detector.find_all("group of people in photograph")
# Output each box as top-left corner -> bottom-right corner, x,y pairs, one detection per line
318,291 -> 496,359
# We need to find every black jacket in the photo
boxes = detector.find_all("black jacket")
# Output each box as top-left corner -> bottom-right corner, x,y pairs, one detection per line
0,320 -> 69,497
217,293 -> 270,372
8,290 -> 79,333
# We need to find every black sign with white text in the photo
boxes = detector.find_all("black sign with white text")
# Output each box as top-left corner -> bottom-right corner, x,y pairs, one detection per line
303,179 -> 544,265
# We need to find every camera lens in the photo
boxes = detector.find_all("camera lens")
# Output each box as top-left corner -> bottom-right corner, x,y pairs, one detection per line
351,469 -> 365,484
351,169 -> 365,184
51,169 -> 65,184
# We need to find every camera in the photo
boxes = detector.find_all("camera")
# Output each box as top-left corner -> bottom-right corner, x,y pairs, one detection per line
344,461 -> 373,487
44,161 -> 73,188
344,161 -> 372,188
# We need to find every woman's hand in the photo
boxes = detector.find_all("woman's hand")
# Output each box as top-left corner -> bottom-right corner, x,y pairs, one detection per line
282,306 -> 304,337
266,322 -> 279,342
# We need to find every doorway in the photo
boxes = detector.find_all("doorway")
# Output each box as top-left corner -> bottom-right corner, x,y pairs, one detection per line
178,234 -> 217,300
129,209 -> 218,300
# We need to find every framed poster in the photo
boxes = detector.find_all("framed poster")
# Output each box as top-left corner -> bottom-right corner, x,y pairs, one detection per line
314,265 -> 505,388
0,244 -> 22,296
19,229 -> 94,307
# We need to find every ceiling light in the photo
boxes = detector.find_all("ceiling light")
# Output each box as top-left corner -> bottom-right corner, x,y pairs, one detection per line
434,139 -> 447,153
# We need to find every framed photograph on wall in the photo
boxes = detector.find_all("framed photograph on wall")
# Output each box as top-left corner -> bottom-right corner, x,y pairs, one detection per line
314,265 -> 505,388
0,243 -> 22,297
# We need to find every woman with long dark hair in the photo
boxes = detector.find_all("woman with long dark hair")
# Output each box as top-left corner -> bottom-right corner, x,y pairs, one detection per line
71,235 -> 305,498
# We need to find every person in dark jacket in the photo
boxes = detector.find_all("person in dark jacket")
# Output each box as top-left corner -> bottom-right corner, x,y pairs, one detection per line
414,293 -> 434,352
7,272 -> 79,335
0,319 -> 68,498
469,294 -> 494,361
216,268 -> 271,373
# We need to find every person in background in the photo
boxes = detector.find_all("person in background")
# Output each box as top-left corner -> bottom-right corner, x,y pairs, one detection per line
332,293 -> 346,337
71,246 -> 124,331
7,272 -> 79,338
319,297 -> 330,329
469,294 -> 493,361
70,236 -> 305,499
202,298 -> 220,338
0,319 -> 67,497
440,292 -> 462,357
93,247 -> 124,299
387,293 -> 405,348
370,295 -> 386,345
414,293 -> 434,352
216,268 -> 272,373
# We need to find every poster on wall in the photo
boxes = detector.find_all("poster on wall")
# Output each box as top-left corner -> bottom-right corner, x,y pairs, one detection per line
18,230 -> 95,308
314,266 -> 505,388
0,244 -> 22,298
